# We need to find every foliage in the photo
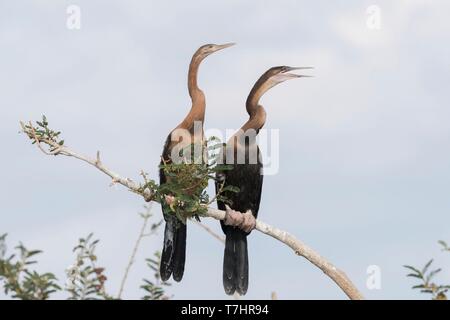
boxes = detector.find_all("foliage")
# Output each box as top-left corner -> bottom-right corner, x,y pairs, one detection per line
141,251 -> 171,300
438,240 -> 450,252
404,241 -> 450,300
150,136 -> 238,223
65,233 -> 112,300
1,229 -> 170,300
21,115 -> 65,153
0,234 -> 61,300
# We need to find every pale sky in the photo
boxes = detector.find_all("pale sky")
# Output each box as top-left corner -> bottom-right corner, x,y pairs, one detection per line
1,0 -> 450,299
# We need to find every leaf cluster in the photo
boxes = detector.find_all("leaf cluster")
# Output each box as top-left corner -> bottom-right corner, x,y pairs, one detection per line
404,241 -> 450,300
65,233 -> 112,300
141,251 -> 171,300
0,234 -> 61,300
21,115 -> 65,152
156,137 -> 239,223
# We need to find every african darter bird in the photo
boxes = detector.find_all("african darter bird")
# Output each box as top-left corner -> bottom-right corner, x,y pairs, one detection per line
159,43 -> 235,282
216,66 -> 312,295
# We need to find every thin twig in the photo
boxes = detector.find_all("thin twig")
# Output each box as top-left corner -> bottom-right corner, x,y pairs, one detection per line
193,220 -> 225,244
206,181 -> 224,206
21,123 -> 364,300
117,206 -> 153,299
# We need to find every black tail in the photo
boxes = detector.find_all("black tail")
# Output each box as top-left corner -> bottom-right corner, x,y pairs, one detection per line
160,218 -> 187,282
223,228 -> 248,295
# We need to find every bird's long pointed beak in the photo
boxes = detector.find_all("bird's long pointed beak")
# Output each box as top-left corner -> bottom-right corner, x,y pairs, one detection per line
283,66 -> 314,78
214,42 -> 236,52
286,67 -> 314,71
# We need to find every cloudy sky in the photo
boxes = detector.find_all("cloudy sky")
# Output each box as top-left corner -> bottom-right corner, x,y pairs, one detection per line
1,0 -> 450,299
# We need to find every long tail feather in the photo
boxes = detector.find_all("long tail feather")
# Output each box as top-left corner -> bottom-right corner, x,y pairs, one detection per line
160,217 -> 187,282
172,223 -> 187,282
223,228 -> 248,295
160,219 -> 176,281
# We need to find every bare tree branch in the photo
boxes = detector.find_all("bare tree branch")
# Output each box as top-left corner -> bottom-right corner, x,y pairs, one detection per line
20,122 -> 364,300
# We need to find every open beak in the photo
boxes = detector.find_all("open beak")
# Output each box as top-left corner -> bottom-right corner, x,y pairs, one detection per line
283,66 -> 314,78
273,66 -> 313,82
213,42 -> 236,52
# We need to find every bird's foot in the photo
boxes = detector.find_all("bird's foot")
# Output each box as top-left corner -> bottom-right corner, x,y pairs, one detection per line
241,210 -> 256,232
224,205 -> 243,226
224,205 -> 256,233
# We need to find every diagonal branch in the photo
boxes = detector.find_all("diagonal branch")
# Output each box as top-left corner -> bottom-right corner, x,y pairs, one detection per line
20,121 -> 364,300
193,220 -> 225,244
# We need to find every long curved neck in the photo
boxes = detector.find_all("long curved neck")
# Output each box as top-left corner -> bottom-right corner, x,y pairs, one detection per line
241,81 -> 269,132
246,84 -> 265,116
179,55 -> 206,130
188,55 -> 203,98
241,105 -> 266,132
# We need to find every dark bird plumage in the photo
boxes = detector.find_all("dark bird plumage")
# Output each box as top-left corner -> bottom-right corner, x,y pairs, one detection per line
216,66 -> 311,295
216,154 -> 263,295
159,43 -> 235,282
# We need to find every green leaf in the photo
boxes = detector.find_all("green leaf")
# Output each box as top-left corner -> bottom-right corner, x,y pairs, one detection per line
426,269 -> 442,282
403,265 -> 421,275
438,240 -> 450,251
421,289 -> 434,294
222,185 -> 240,193
412,284 -> 425,289
406,274 -> 423,279
27,250 -> 43,258
422,259 -> 433,275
